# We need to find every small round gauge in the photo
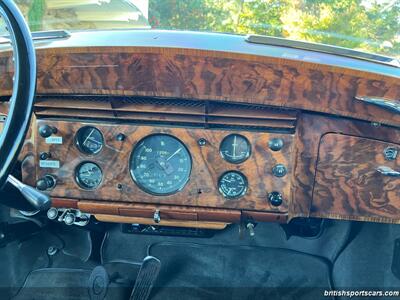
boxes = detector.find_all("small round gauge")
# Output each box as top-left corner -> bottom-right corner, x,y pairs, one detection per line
220,134 -> 251,164
75,126 -> 104,155
130,134 -> 192,195
218,171 -> 248,199
75,162 -> 103,190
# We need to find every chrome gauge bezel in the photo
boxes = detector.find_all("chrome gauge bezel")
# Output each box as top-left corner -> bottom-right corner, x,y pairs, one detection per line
75,126 -> 104,155
218,170 -> 248,199
219,134 -> 251,164
129,134 -> 192,196
75,161 -> 103,190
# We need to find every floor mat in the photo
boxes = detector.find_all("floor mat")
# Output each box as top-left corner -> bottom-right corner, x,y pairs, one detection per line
14,268 -> 92,300
13,263 -> 141,300
147,242 -> 333,300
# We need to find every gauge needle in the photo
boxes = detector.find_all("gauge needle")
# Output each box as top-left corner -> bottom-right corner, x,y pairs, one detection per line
166,148 -> 182,161
81,169 -> 94,176
83,129 -> 95,145
86,137 -> 102,145
233,135 -> 237,159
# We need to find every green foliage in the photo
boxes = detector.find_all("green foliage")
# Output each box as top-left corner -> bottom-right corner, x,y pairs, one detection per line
149,0 -> 399,58
27,0 -> 46,32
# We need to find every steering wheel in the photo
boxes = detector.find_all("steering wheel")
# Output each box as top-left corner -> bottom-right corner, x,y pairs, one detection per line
0,0 -> 36,189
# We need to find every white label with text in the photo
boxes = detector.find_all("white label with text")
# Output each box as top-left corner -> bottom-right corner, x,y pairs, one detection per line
39,160 -> 60,169
45,136 -> 63,144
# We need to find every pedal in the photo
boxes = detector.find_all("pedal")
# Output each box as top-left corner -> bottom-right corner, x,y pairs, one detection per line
130,256 -> 161,300
88,266 -> 110,300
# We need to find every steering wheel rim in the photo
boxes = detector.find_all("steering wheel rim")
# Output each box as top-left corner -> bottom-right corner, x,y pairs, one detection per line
0,0 -> 36,188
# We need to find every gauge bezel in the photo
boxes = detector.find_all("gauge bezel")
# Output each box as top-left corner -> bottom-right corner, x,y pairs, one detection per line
218,170 -> 248,199
129,133 -> 192,196
75,126 -> 104,155
75,161 -> 103,190
219,134 -> 251,164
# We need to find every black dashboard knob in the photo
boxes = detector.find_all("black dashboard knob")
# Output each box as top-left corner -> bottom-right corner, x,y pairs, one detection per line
39,125 -> 57,138
268,138 -> 284,151
116,133 -> 126,141
272,164 -> 287,177
39,152 -> 51,160
36,175 -> 56,191
268,191 -> 283,206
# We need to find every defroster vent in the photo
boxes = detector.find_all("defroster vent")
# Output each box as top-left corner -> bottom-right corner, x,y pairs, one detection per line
34,96 -> 298,132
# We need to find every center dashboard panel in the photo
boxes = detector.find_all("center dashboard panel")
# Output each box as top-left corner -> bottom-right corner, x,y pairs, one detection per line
33,119 -> 294,214
0,37 -> 397,227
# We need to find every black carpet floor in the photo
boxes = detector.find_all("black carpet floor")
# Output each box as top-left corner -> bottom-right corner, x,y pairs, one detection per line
333,222 -> 400,292
14,268 -> 92,300
12,243 -> 333,300
5,220 -> 354,300
147,242 -> 333,300
101,220 -> 352,265
12,262 -> 141,300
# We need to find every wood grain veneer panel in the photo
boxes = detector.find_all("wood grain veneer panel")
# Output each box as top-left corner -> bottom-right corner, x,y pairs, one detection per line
290,113 -> 400,221
0,47 -> 399,127
33,119 -> 293,212
94,214 -> 230,229
0,102 -> 36,185
312,134 -> 400,223
77,200 -> 242,223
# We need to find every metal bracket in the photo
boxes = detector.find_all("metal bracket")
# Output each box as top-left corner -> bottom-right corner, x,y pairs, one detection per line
377,166 -> 400,177
355,96 -> 400,114
47,207 -> 90,226
153,210 -> 161,224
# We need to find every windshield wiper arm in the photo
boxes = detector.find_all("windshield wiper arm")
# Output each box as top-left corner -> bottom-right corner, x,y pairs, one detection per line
246,35 -> 399,68
0,30 -> 70,44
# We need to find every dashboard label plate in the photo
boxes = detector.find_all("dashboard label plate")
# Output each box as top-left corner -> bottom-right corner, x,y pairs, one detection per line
45,136 -> 63,144
39,160 -> 60,169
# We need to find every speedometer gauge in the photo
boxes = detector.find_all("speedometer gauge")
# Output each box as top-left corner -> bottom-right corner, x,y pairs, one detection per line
130,134 -> 192,195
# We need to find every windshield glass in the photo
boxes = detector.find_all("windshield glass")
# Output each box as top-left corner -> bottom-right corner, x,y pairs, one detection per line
9,0 -> 400,59
12,0 -> 150,31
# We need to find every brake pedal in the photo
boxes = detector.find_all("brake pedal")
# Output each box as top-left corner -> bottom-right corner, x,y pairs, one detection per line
130,256 -> 161,300
88,266 -> 110,300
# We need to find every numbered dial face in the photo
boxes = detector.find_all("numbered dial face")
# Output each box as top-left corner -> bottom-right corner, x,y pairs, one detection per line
75,126 -> 104,155
130,134 -> 192,195
218,171 -> 248,199
220,134 -> 251,164
75,162 -> 103,190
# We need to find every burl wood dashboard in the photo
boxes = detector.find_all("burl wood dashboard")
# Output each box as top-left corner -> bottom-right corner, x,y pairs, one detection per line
0,30 -> 399,227
34,119 -> 293,212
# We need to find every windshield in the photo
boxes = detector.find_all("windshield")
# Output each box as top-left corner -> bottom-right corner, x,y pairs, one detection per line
11,0 -> 150,31
8,0 -> 400,59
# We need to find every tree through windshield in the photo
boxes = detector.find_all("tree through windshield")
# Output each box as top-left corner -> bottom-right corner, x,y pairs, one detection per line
10,0 -> 400,59
149,0 -> 399,59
